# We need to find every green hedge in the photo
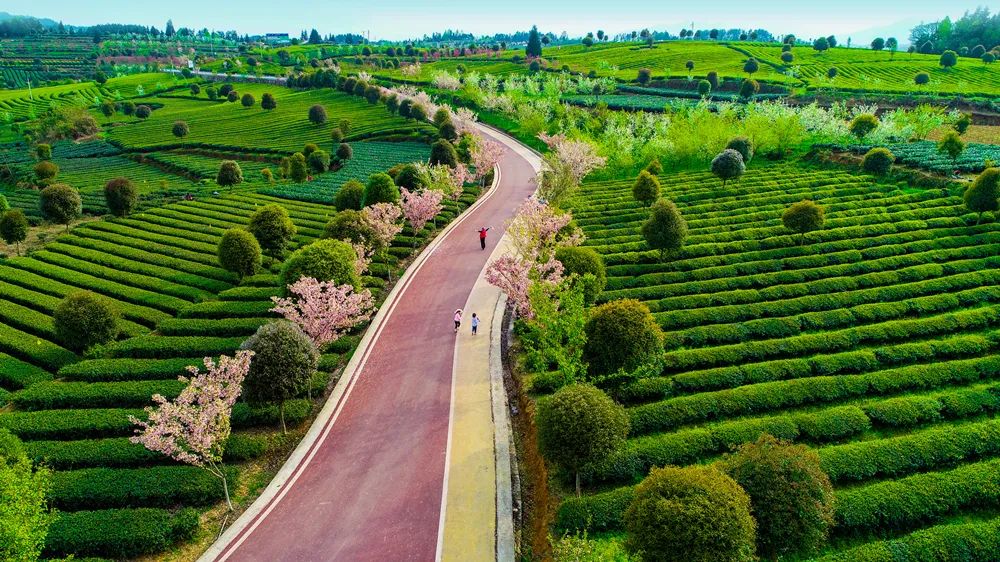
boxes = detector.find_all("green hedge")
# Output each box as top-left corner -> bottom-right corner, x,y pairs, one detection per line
26,433 -> 267,469
177,300 -> 277,319
0,322 -> 78,372
43,507 -> 199,559
11,380 -> 186,410
216,286 -> 280,301
0,352 -> 53,389
102,336 -> 246,359
48,465 -> 227,510
58,358 -> 202,382
156,317 -> 268,337
817,518 -> 1000,562
555,486 -> 635,533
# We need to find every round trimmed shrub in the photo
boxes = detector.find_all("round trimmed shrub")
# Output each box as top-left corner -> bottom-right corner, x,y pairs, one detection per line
536,384 -> 628,494
34,160 -> 58,183
914,72 -> 930,85
288,153 -> 308,183
216,160 -> 243,187
583,299 -> 664,377
308,104 -> 327,125
394,163 -> 428,191
697,79 -> 711,97
940,50 -> 958,68
724,435 -> 834,559
308,149 -> 331,173
429,139 -> 459,168
637,68 -> 652,84
121,101 -> 136,116
35,143 -> 51,161
827,67 -> 838,79
217,228 -> 261,279
632,170 -> 660,206
439,120 -> 458,142
336,143 -> 353,161
226,91 -> 239,103
241,93 -> 255,108
862,147 -> 895,176
711,149 -> 745,187
261,92 -> 277,110
171,120 -> 189,138
247,204 -> 297,255
219,84 -> 234,96
849,113 -> 879,139
54,291 -> 120,351
240,321 -> 318,433
363,172 -> 400,206
280,239 -> 360,288
743,58 -> 759,75
781,51 -> 794,64
303,143 -> 318,157
782,199 -> 824,244
39,183 -> 81,229
334,179 -> 364,211
555,246 -> 606,306
189,84 -> 200,96
965,167 -> 1000,224
624,465 -> 756,562
324,209 -> 376,245
134,105 -> 151,119
103,177 -> 138,217
725,137 -> 753,163
0,209 -> 29,255
642,198 -> 687,258
739,78 -> 759,99
330,127 -> 345,143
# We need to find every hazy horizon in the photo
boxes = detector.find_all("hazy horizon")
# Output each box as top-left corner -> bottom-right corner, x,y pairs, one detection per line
10,0 -> 990,44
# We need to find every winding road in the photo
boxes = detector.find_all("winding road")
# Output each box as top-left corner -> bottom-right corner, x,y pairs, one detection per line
202,126 -> 537,561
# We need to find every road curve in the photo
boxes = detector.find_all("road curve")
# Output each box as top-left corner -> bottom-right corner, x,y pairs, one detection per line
203,127 -> 537,562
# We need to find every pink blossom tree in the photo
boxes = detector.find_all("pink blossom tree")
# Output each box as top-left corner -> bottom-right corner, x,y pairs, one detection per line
471,138 -> 506,187
485,254 -> 564,319
362,202 -> 403,281
130,350 -> 255,511
271,277 -> 375,348
400,188 -> 444,243
536,133 -> 607,204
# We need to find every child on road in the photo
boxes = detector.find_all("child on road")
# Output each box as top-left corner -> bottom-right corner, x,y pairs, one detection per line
471,313 -> 480,335
454,309 -> 462,332
478,227 -> 491,250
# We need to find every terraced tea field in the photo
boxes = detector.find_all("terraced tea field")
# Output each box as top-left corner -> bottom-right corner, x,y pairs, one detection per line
102,83 -> 436,152
553,163 -> 1000,556
834,140 -> 1000,174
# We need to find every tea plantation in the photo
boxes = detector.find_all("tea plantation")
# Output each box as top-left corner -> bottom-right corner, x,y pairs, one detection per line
548,163 -> 1000,556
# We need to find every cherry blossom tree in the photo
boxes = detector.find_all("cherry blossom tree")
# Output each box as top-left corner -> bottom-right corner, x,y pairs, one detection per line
130,351 -> 255,511
537,133 -> 607,204
486,254 -> 564,318
401,188 -> 444,242
471,138 -> 506,186
418,162 -> 468,214
271,277 -> 375,348
362,202 -> 403,281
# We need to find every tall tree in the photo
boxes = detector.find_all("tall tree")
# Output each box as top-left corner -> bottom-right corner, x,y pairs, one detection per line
526,25 -> 542,58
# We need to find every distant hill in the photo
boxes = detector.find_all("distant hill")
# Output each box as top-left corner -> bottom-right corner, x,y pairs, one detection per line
0,12 -> 58,28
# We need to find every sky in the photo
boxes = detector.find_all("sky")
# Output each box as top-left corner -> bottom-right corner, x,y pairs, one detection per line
11,0 -> 990,43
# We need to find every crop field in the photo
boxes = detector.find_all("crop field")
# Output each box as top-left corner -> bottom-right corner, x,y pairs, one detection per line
260,141 -> 431,203
102,83 -> 436,152
833,140 -> 1000,174
551,163 -> 1000,556
734,43 -> 1000,96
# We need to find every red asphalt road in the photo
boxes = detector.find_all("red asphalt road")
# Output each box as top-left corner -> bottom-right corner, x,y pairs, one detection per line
212,129 -> 537,562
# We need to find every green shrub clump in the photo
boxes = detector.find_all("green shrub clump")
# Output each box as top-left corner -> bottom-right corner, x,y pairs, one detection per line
555,246 -> 606,305
247,204 -> 297,255
624,465 -> 756,562
631,170 -> 660,206
103,177 -> 138,217
280,238 -> 360,287
39,183 -> 81,230
726,137 -> 753,163
53,291 -> 120,352
216,160 -> 243,187
363,172 -> 400,206
583,299 -> 664,377
241,321 -> 319,433
862,147 -> 895,176
217,228 -> 262,279
334,179 -> 365,211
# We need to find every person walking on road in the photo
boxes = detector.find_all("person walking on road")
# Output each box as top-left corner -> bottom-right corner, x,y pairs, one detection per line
454,309 -> 463,333
478,227 -> 491,250
471,313 -> 480,335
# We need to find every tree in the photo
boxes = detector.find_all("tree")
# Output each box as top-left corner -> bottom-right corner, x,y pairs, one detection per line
782,200 -> 825,244
581,35 -> 594,48
862,147 -> 895,176
724,435 -> 835,559
685,60 -> 695,72
849,113 -> 879,139
227,90 -> 239,103
535,384 -> 628,495
937,130 -> 965,169
172,120 -> 189,138
624,465 -> 756,562
289,152 -> 308,183
410,103 -> 429,122
261,92 -> 277,110
271,277 -> 375,349
526,25 -> 542,57
554,246 -> 606,306
324,209 -> 376,245
781,51 -> 794,64
308,29 -> 322,44
206,87 -> 218,101
104,177 -> 138,217
130,351 -> 255,510
241,93 -> 255,108
584,299 -> 664,377
726,137 -> 753,163
953,113 -> 972,135
632,170 -> 660,206
711,149 -> 745,187
646,158 -> 663,175
940,49 -> 959,68
363,172 -> 400,206
430,139 -> 459,168
915,71 -> 930,85
972,45 -> 987,58
248,204 -> 297,255
984,53 -> 996,65
35,143 -> 51,161
33,160 -> 58,184
0,210 -> 28,255
642,197 -> 688,261
0,430 -> 54,561
400,188 -> 444,242
827,67 -> 838,80
135,105 -> 152,119
280,239 -> 361,288
100,100 -> 115,122
216,160 -> 243,187
190,84 -> 201,96
54,290 -> 120,351
308,104 -> 327,125
219,84 -> 234,97
165,19 -> 175,37
707,71 -> 719,89
240,321 -> 317,433
218,228 -> 261,279
697,79 -> 711,97
886,37 -> 899,58
813,37 -> 829,52
39,183 -> 80,231
303,143 -> 318,158
743,57 -> 759,76
335,180 -> 365,211
964,168 -> 999,224
739,78 -> 759,99
438,120 -> 458,142
636,68 -> 651,84
871,37 -> 885,51
395,163 -> 427,192
331,127 -> 345,143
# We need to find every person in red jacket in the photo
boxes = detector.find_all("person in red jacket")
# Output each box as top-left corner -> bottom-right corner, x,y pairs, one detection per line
478,226 -> 491,250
